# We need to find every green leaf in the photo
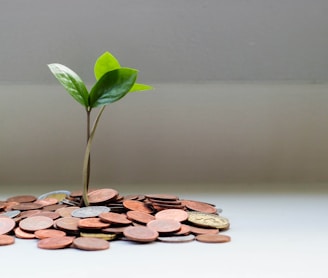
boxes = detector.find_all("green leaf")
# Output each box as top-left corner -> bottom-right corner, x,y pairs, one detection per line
94,51 -> 121,81
129,83 -> 154,93
89,68 -> 138,108
48,63 -> 89,107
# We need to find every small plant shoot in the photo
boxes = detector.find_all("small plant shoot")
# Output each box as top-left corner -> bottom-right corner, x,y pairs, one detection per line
48,51 -> 153,206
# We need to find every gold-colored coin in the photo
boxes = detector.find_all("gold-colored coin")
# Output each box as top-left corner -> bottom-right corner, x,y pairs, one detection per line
80,232 -> 116,241
187,211 -> 230,230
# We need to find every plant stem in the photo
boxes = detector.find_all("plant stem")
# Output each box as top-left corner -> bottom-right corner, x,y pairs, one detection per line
82,106 -> 106,206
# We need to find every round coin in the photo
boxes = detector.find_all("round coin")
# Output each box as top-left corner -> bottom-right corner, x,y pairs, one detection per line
1,210 -> 21,218
19,216 -> 54,232
38,190 -> 70,202
126,210 -> 156,224
147,219 -> 181,234
182,199 -> 217,214
188,212 -> 230,230
6,195 -> 37,203
99,212 -> 132,225
11,202 -> 43,211
71,206 -> 110,218
34,229 -> 66,239
0,217 -> 16,235
196,234 -> 231,243
14,227 -> 36,239
123,200 -> 153,214
155,209 -> 189,222
55,206 -> 80,218
55,217 -> 80,232
0,234 -> 15,246
78,218 -> 110,229
157,234 -> 195,243
37,236 -> 74,249
123,226 -> 159,243
73,237 -> 109,251
88,188 -> 118,204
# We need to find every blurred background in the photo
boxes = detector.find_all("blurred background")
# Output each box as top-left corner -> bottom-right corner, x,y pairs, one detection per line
1,0 -> 328,192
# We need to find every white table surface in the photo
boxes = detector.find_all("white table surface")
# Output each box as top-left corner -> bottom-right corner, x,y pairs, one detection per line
1,184 -> 327,278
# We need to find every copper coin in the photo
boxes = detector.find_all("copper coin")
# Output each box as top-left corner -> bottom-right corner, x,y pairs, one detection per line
123,226 -> 159,243
0,234 -> 15,246
55,217 -> 80,232
34,229 -> 66,239
11,202 -> 43,211
55,206 -> 80,218
42,204 -> 67,211
145,194 -> 179,201
37,236 -> 74,249
14,227 -> 36,239
78,218 -> 110,229
19,216 -> 54,232
0,217 -> 16,235
126,210 -> 156,224
73,237 -> 109,251
88,188 -> 118,204
102,226 -> 127,234
172,224 -> 191,236
99,212 -> 132,225
182,199 -> 217,214
189,225 -> 219,235
196,234 -> 231,243
123,199 -> 153,214
4,201 -> 19,211
31,211 -> 61,220
155,209 -> 189,222
6,195 -> 37,203
0,201 -> 6,210
147,219 -> 181,234
34,197 -> 58,207
19,210 -> 42,218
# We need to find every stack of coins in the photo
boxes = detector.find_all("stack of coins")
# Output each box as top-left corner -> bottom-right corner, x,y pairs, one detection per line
0,188 -> 231,250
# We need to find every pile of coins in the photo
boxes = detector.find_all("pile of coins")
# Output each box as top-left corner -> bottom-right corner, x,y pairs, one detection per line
0,188 -> 231,251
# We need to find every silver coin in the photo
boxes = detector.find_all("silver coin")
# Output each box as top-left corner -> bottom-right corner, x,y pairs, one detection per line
157,234 -> 195,243
1,210 -> 21,218
38,190 -> 71,202
71,206 -> 110,218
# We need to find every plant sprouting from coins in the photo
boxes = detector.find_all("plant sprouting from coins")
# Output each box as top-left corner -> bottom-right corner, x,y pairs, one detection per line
48,51 -> 153,206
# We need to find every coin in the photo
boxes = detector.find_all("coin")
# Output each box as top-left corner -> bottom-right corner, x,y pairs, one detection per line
37,236 -> 74,249
188,211 -> 230,230
73,237 -> 110,251
0,217 -> 16,235
78,218 -> 110,229
145,194 -> 179,201
71,206 -> 110,218
157,234 -> 195,243
147,219 -> 181,234
6,195 -> 37,203
80,232 -> 116,241
172,224 -> 191,236
123,226 -> 159,243
126,210 -> 156,224
123,199 -> 153,214
155,209 -> 189,222
88,188 -> 118,204
196,234 -> 231,243
11,202 -> 43,211
55,206 -> 80,218
38,190 -> 71,202
34,229 -> 66,239
188,225 -> 219,235
1,210 -> 21,218
19,216 -> 54,232
42,204 -> 67,211
182,199 -> 217,214
99,212 -> 132,225
14,227 -> 36,239
34,198 -> 58,207
55,217 -> 80,232
31,211 -> 60,220
0,234 -> 15,246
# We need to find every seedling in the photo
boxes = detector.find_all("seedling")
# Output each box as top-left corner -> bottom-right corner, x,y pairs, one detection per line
48,51 -> 153,206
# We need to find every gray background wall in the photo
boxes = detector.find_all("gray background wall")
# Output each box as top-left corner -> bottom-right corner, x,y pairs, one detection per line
1,1 -> 328,190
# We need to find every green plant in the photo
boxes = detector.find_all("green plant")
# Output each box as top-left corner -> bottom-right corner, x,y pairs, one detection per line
48,51 -> 153,206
